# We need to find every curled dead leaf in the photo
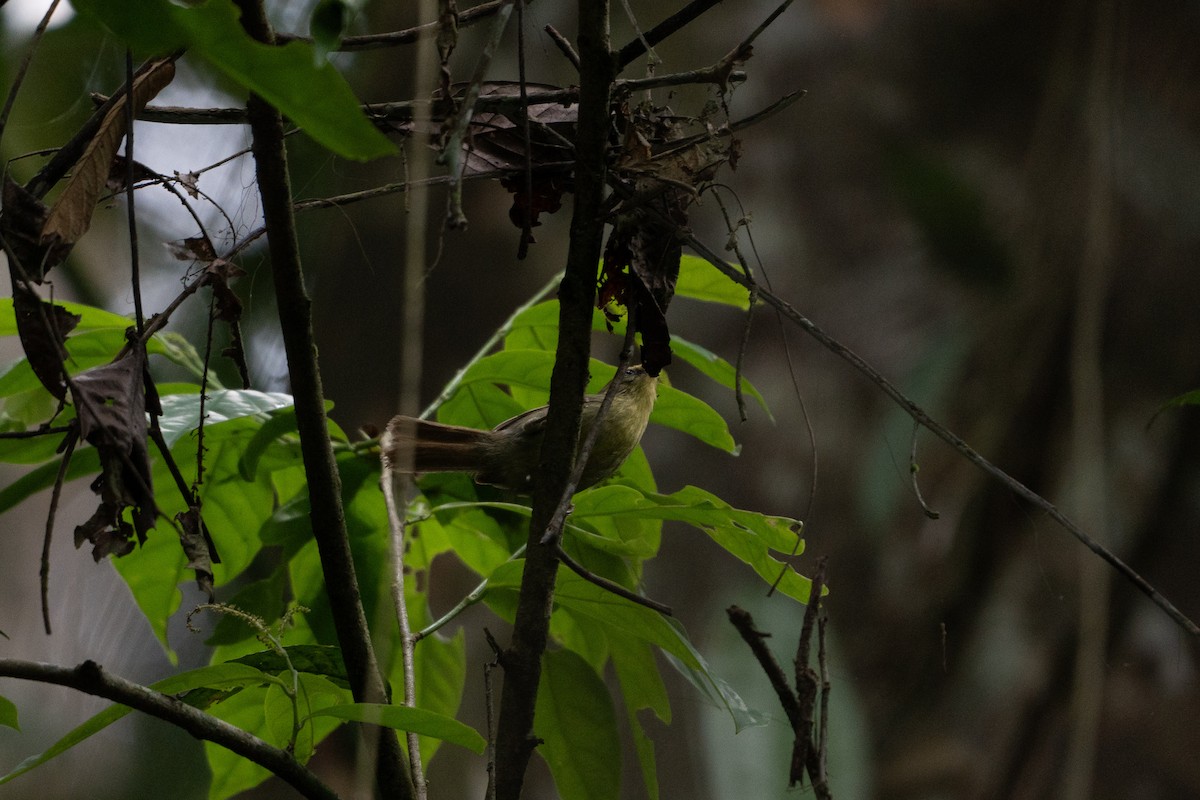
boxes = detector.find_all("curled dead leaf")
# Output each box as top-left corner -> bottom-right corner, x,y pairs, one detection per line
40,58 -> 176,265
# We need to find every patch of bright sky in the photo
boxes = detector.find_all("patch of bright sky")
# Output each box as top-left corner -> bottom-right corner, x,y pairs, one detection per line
1,0 -> 75,34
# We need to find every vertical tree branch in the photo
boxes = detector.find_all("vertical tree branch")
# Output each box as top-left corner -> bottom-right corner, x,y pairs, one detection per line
492,2 -> 613,797
232,2 -> 412,797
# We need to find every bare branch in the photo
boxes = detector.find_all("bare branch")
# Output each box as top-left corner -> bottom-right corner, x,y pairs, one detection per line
0,658 -> 338,800
686,233 -> 1200,637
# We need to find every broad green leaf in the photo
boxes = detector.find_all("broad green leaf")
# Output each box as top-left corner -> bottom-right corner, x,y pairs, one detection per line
0,663 -> 268,785
0,328 -> 168,399
437,379 -> 526,428
662,649 -> 770,732
535,648 -> 620,800
553,607 -> 611,674
492,563 -> 769,731
451,349 -> 738,452
669,335 -> 772,420
156,389 -> 296,447
71,0 -> 395,160
204,673 -> 348,800
409,628 -> 468,768
308,703 -> 485,753
0,298 -> 134,335
0,696 -> 18,731
610,632 -> 667,800
0,447 -> 99,514
651,383 -> 738,453
237,407 -> 300,480
675,254 -> 750,309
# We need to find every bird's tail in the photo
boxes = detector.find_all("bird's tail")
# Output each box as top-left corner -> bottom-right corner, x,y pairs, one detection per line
382,416 -> 492,474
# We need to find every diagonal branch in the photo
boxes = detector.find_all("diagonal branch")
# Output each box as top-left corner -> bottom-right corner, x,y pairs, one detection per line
493,3 -> 615,798
686,233 -> 1200,637
231,1 -> 413,797
0,658 -> 338,800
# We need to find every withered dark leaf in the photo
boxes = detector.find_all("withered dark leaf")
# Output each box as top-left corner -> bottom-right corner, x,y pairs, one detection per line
106,156 -> 160,193
177,506 -> 215,600
74,502 -> 137,561
167,236 -> 218,263
41,58 -> 175,256
1,178 -> 72,280
72,346 -> 155,542
500,172 -> 569,234
10,280 -> 81,401
175,170 -> 200,199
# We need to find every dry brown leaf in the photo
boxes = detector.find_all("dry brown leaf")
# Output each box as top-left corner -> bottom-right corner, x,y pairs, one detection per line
41,58 -> 176,251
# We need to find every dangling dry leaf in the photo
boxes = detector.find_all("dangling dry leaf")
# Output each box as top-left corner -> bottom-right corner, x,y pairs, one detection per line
40,58 -> 176,258
10,280 -> 81,401
1,178 -> 71,281
71,345 -> 156,553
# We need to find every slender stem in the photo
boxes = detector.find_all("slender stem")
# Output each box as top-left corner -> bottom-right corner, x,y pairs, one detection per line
123,50 -> 145,334
493,4 -> 613,797
555,544 -> 672,616
232,1 -> 414,796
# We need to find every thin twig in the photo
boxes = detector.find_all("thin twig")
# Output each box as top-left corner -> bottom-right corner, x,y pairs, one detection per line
555,544 -> 672,616
123,50 -> 145,334
276,0 -> 519,51
413,544 -> 527,642
684,233 -> 1200,636
543,25 -> 580,70
909,420 -> 940,519
483,630 -> 503,800
0,0 -> 63,148
233,1 -> 413,795
41,427 -> 78,635
381,465 -> 426,798
614,0 -> 724,69
726,605 -> 802,727
515,0 -> 535,259
440,0 -> 516,227
0,425 -> 73,439
126,70 -> 752,127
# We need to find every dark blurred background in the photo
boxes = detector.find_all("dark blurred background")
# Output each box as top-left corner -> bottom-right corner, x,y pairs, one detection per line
2,1 -> 1198,798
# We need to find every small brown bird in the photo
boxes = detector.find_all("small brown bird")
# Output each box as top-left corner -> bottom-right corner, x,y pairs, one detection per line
382,365 -> 658,492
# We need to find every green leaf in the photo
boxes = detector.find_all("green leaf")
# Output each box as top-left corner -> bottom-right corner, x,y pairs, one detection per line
675,254 -> 750,309
237,407 -> 299,480
0,447 -> 100,514
610,632 -> 666,800
308,703 -> 485,753
492,563 -> 770,731
651,383 -> 738,453
0,328 -> 168,399
156,389 -> 296,447
309,0 -> 349,61
0,696 -> 18,731
1150,387 -> 1200,427
662,649 -> 770,732
670,335 -> 773,421
0,298 -> 134,335
204,673 -> 348,800
0,663 -> 268,785
230,645 -> 348,688
71,0 -> 395,161
408,628 -> 468,768
535,648 -> 620,800
437,379 -> 525,429
578,484 -> 811,603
